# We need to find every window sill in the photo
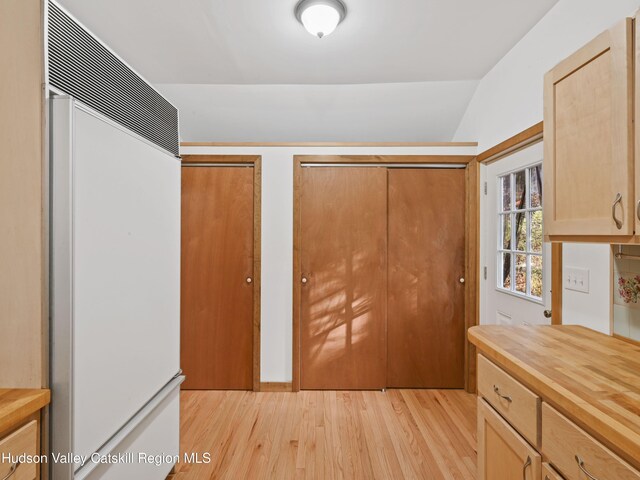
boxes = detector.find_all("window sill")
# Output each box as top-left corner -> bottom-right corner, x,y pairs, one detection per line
495,287 -> 544,306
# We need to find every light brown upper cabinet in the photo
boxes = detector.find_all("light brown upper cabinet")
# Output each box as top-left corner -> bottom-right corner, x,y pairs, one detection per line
544,17 -> 634,239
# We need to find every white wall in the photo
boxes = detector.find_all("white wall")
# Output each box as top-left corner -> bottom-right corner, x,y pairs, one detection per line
157,81 -> 478,143
454,0 -> 640,151
180,145 -> 476,382
454,0 -> 638,333
562,243 -> 612,333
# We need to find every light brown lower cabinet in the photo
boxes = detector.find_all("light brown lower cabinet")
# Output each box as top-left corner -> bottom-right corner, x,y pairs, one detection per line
477,353 -> 640,480
477,398 -> 541,480
542,463 -> 564,480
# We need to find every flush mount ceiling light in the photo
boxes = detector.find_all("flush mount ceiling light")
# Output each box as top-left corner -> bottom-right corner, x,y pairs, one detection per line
295,0 -> 347,39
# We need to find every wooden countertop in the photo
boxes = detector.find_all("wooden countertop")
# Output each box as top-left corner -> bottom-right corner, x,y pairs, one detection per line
468,325 -> 640,469
0,389 -> 50,435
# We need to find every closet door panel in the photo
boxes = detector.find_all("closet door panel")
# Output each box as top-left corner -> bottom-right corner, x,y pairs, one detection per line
181,166 -> 254,390
300,167 -> 387,390
387,169 -> 466,388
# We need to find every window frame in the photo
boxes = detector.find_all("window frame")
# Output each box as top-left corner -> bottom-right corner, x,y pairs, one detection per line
496,163 -> 544,304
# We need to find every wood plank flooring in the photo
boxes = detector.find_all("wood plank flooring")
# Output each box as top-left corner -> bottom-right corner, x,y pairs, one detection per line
172,390 -> 477,479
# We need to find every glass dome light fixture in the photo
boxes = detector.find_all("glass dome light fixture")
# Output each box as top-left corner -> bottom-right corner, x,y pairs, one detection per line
295,0 -> 347,39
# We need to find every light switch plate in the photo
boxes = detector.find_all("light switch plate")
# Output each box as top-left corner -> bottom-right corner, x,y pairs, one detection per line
565,266 -> 589,293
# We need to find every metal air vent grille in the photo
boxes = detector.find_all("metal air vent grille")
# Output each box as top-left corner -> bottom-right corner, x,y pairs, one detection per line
47,1 -> 179,155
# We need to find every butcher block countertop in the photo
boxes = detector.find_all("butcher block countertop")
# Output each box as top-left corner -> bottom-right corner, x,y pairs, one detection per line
468,325 -> 640,470
0,389 -> 50,435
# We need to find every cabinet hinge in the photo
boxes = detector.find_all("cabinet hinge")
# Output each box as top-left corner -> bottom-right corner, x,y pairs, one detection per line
483,182 -> 487,195
483,266 -> 487,280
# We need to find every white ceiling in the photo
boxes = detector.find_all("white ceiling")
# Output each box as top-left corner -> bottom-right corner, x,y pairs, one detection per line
158,81 -> 479,142
57,0 -> 559,85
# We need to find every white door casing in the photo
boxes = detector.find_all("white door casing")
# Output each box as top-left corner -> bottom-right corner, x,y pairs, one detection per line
480,141 -> 552,326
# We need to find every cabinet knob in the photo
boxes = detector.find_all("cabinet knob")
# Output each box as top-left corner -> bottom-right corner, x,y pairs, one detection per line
301,277 -> 308,285
459,277 -> 465,284
246,277 -> 253,284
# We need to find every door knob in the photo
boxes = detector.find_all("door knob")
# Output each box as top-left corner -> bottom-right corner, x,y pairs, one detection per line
543,310 -> 552,318
301,277 -> 308,285
459,277 -> 465,284
246,277 -> 253,284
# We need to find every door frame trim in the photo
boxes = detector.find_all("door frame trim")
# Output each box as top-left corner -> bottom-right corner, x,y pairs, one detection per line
477,122 -> 544,164
292,154 -> 478,392
181,154 -> 262,391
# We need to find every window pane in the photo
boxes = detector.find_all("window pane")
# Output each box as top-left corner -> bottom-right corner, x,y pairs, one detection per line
500,175 -> 511,211
515,212 -> 527,251
530,165 -> 542,208
501,214 -> 512,250
515,254 -> 527,294
501,252 -> 512,289
531,210 -> 543,253
515,170 -> 526,210
531,255 -> 542,298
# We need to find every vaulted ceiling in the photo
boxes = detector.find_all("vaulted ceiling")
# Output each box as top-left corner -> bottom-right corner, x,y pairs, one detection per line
56,0 -> 559,141
57,0 -> 558,84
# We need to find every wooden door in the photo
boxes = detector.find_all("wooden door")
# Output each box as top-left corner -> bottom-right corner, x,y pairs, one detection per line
300,167 -> 387,390
478,399 -> 541,480
387,169 -> 466,388
181,166 -> 254,390
544,17 -> 634,237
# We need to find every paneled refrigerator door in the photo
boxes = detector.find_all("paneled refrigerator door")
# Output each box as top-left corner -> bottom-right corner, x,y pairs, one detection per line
50,96 -> 182,479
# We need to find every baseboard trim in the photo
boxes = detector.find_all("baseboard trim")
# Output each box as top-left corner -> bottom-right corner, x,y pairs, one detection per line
259,382 -> 293,392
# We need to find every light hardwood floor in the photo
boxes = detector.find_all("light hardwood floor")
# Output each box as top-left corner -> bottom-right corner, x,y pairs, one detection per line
171,389 -> 477,479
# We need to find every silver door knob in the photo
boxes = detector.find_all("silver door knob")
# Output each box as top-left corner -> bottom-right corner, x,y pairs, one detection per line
459,277 -> 465,284
246,277 -> 253,284
301,277 -> 308,285
543,310 -> 552,318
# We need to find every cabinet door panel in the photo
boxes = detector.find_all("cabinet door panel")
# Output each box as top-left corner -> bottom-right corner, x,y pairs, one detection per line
478,398 -> 541,480
544,18 -> 633,237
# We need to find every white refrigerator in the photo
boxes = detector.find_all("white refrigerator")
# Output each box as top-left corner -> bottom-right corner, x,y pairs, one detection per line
50,96 -> 183,480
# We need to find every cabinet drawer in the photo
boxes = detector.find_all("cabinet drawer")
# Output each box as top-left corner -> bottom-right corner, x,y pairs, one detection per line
477,354 -> 541,447
0,420 -> 37,480
542,403 -> 640,480
543,463 -> 565,480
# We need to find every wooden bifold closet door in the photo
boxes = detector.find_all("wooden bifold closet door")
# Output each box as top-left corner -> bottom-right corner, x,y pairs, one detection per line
299,165 -> 466,390
181,166 -> 254,390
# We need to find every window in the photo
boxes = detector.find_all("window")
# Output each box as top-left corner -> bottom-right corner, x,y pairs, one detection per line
497,164 -> 543,300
